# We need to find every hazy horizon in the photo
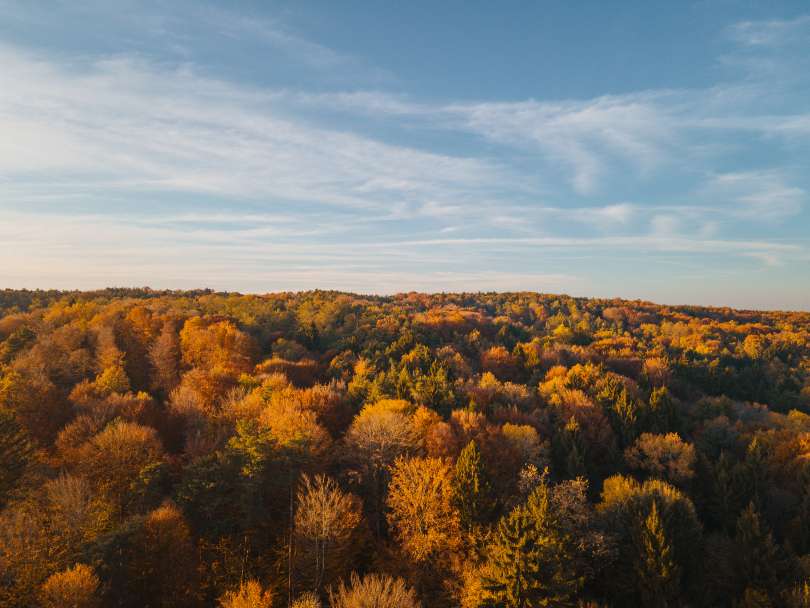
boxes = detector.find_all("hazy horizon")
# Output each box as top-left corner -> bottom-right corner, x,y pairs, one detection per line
1,1 -> 809,310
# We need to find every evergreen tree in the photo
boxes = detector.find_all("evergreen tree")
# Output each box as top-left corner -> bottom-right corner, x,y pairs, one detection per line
708,451 -> 738,532
787,465 -> 810,555
612,388 -> 638,447
453,440 -> 494,530
736,438 -> 768,510
558,416 -> 587,479
632,501 -> 680,608
735,502 -> 780,598
481,483 -> 581,607
647,386 -> 678,434
481,502 -> 545,607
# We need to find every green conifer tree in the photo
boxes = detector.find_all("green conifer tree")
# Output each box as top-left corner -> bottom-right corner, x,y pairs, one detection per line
612,388 -> 638,447
452,440 -> 493,530
708,451 -> 738,532
735,502 -> 780,598
632,501 -> 680,608
481,483 -> 581,607
648,386 -> 678,434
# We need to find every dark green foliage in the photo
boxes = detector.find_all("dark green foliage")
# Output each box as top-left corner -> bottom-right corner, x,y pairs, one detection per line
734,503 -> 782,598
452,440 -> 494,530
599,478 -> 703,606
632,501 -> 680,608
482,482 -> 583,607
647,386 -> 679,434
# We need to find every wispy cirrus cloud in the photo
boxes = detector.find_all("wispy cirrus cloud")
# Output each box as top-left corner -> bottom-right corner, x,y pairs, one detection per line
728,14 -> 810,47
0,45 -> 513,216
704,171 -> 805,220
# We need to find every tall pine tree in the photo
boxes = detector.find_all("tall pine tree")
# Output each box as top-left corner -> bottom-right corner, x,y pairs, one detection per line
632,501 -> 680,608
452,440 -> 493,531
481,482 -> 581,607
734,502 -> 780,598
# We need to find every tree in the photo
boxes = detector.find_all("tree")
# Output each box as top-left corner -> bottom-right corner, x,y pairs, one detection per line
631,501 -> 680,608
44,474 -> 112,564
76,420 -> 164,515
93,364 -> 131,395
180,317 -> 257,375
294,474 -> 363,592
734,503 -> 780,598
149,320 -> 180,396
785,581 -> 810,608
131,502 -> 199,607
624,433 -> 696,486
452,440 -> 494,530
328,573 -> 420,608
611,388 -> 638,447
219,580 -> 274,608
555,416 -> 587,479
292,592 -> 322,608
598,476 -> 703,606
387,456 -> 460,563
647,387 -> 678,434
0,407 -> 35,507
39,563 -> 100,608
481,481 -> 582,607
707,450 -> 738,532
344,400 -> 419,536
0,368 -> 68,445
0,501 -> 61,606
501,423 -> 546,468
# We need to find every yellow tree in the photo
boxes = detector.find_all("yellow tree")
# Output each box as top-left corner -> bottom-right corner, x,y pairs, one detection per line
328,573 -> 420,608
220,580 -> 274,608
386,456 -> 461,563
39,563 -> 100,608
344,400 -> 419,536
624,433 -> 696,486
180,317 -> 257,375
76,420 -> 164,515
131,502 -> 199,607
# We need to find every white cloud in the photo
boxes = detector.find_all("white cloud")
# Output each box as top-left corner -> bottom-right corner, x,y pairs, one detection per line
443,94 -> 673,195
706,171 -> 804,220
728,15 -> 810,47
0,45 -> 510,216
742,251 -> 782,267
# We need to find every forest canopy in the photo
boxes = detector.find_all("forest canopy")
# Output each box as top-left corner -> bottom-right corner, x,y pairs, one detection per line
1,288 -> 809,607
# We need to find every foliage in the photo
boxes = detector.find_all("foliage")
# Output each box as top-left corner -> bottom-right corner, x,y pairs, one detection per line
219,579 -> 274,608
39,563 -> 100,608
386,456 -> 460,563
1,289 -> 809,606
452,440 -> 494,530
328,572 -> 420,608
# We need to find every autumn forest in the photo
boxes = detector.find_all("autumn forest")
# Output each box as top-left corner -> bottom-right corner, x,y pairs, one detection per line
1,288 -> 809,608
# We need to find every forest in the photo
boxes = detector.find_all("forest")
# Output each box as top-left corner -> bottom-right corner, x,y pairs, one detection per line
1,287 -> 809,608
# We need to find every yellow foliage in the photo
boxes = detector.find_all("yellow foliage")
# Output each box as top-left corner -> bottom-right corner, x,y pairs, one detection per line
219,580 -> 274,608
386,456 -> 460,563
39,563 -> 100,608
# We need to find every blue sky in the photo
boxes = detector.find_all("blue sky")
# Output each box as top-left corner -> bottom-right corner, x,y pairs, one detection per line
1,1 -> 809,310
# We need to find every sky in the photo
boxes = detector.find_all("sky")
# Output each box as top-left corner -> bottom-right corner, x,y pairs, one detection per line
1,1 -> 809,310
